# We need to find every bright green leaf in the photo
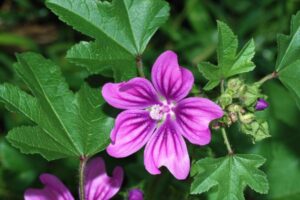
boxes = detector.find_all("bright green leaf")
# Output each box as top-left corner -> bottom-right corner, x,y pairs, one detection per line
275,11 -> 300,71
278,60 -> 300,109
190,154 -> 269,200
198,21 -> 255,90
0,53 -> 113,160
46,0 -> 170,81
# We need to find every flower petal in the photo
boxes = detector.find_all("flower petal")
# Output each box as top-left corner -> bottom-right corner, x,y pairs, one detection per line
175,97 -> 223,145
128,189 -> 144,200
144,117 -> 190,180
151,50 -> 194,101
24,174 -> 74,200
107,110 -> 156,158
85,157 -> 123,200
102,77 -> 159,109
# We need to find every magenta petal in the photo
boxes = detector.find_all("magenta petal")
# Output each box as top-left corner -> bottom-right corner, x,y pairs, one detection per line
102,77 -> 159,109
151,50 -> 194,101
107,110 -> 156,158
24,174 -> 74,200
144,118 -> 190,180
128,189 -> 144,200
175,97 -> 223,145
85,157 -> 123,200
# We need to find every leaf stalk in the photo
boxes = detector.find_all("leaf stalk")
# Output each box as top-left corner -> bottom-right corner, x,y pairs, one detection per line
79,156 -> 88,200
136,55 -> 145,77
221,128 -> 234,155
257,71 -> 278,86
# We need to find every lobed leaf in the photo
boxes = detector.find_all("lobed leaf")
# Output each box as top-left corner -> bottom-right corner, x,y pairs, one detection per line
191,154 -> 269,200
0,53 -> 114,160
198,21 -> 255,90
46,0 -> 170,81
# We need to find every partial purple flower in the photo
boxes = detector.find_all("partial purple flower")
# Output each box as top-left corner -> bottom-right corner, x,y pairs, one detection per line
128,189 -> 144,200
24,174 -> 74,200
24,157 -> 123,200
102,50 -> 223,180
255,98 -> 269,111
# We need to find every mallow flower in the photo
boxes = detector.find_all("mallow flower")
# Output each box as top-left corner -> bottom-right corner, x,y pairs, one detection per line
102,50 -> 223,180
24,157 -> 124,200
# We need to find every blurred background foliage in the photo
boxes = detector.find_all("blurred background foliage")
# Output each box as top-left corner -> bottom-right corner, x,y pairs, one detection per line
0,0 -> 300,199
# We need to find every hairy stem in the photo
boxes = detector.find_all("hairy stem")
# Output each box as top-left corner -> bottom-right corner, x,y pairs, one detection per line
221,79 -> 225,93
257,71 -> 278,86
136,55 -> 145,77
221,128 -> 234,155
79,156 -> 88,200
220,79 -> 234,155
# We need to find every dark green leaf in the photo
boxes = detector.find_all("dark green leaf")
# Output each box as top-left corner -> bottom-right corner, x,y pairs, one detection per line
275,11 -> 300,71
278,60 -> 300,109
190,154 -> 269,200
46,0 -> 170,81
0,53 -> 113,160
66,41 -> 136,81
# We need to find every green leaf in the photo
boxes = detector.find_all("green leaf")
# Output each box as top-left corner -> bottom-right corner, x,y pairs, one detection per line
241,121 -> 271,143
0,53 -> 113,160
46,0 -> 170,81
7,126 -> 74,160
278,60 -> 300,109
190,154 -> 269,200
198,21 -> 255,90
66,41 -> 136,81
275,11 -> 300,71
75,83 -> 114,155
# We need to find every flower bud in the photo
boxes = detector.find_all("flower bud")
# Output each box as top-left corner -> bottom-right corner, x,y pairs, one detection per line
129,189 -> 144,200
219,93 -> 232,108
227,78 -> 243,91
227,104 -> 241,113
239,113 -> 255,124
240,85 -> 260,106
255,98 -> 269,111
229,112 -> 238,123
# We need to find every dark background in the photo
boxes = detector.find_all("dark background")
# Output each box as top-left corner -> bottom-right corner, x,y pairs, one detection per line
1,0 -> 300,199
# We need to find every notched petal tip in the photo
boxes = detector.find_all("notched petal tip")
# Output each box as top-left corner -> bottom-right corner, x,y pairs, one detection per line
144,119 -> 190,180
151,50 -> 194,101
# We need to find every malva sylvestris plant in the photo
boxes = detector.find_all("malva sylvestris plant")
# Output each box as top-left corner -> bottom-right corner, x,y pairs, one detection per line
102,50 -> 223,180
1,0 -> 300,199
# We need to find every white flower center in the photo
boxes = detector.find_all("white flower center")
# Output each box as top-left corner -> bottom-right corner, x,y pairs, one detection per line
149,101 -> 175,121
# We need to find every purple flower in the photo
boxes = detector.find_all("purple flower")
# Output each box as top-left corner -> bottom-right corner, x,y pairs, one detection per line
255,98 -> 269,111
24,157 -> 123,200
102,50 -> 223,180
128,189 -> 144,200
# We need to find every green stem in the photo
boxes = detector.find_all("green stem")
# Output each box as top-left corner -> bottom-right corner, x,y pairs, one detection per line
221,128 -> 234,155
220,79 -> 234,155
257,71 -> 278,86
79,156 -> 88,200
136,55 -> 145,78
221,79 -> 225,93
